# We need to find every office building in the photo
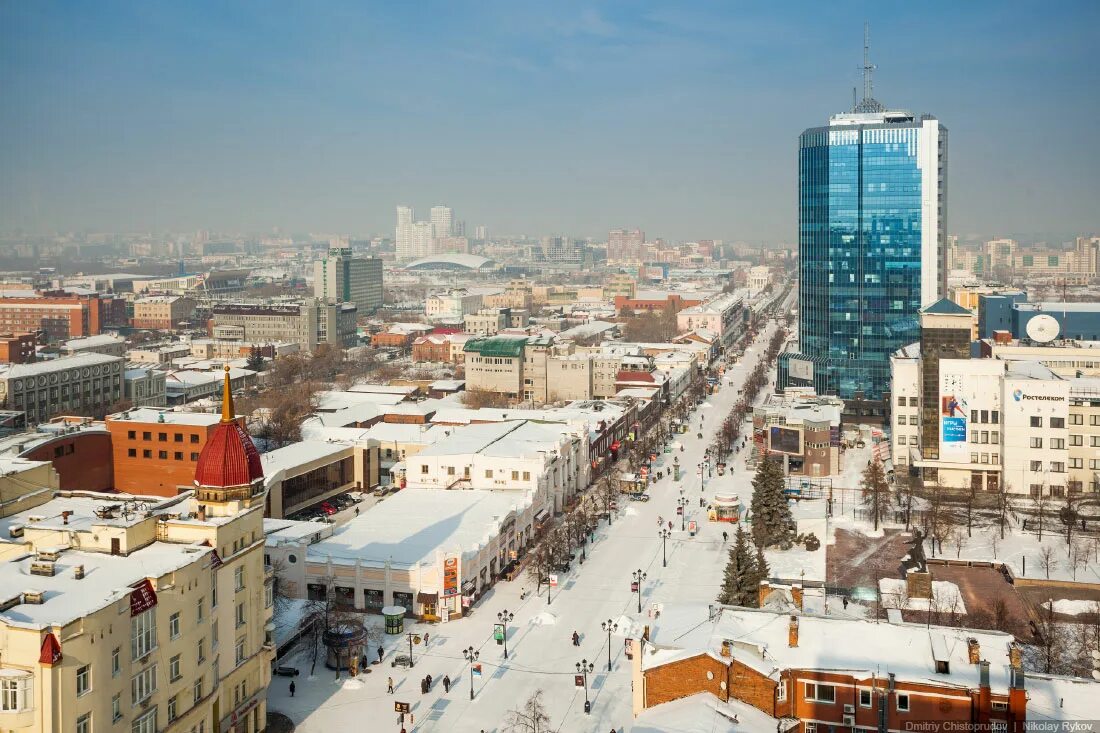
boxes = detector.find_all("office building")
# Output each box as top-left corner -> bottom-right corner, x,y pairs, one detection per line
0,333 -> 37,364
210,299 -> 357,351
395,205 -> 414,260
132,295 -> 197,330
781,38 -> 947,407
0,353 -> 124,424
608,228 -> 645,263
314,245 -> 383,314
0,290 -> 125,342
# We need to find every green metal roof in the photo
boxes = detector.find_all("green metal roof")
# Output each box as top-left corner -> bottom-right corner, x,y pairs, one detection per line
463,336 -> 528,357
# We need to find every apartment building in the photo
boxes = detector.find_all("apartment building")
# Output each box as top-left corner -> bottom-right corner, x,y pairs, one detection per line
752,392 -> 843,477
313,246 -> 383,314
0,386 -> 274,733
425,289 -> 483,321
210,299 -> 357,351
0,353 -> 124,424
132,295 -> 197,330
123,367 -> 168,408
61,334 -> 128,358
0,290 -> 125,342
464,307 -> 528,336
675,291 -> 745,348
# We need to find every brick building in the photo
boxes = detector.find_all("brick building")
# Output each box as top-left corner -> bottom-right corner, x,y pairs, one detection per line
0,333 -> 37,364
105,407 -> 235,495
614,293 -> 702,316
632,605 -> 1030,731
131,294 -> 197,329
14,418 -> 114,491
0,290 -> 124,342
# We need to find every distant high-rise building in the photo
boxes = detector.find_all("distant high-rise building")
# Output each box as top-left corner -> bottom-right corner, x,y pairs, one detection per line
396,205 -> 414,260
430,206 -> 454,239
608,228 -> 645,263
475,225 -> 488,241
411,221 -> 434,259
314,244 -> 383,313
781,28 -> 947,404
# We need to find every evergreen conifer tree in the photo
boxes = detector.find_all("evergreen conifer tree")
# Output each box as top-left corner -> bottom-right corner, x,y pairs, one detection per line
718,525 -> 758,606
749,456 -> 795,549
246,345 -> 266,372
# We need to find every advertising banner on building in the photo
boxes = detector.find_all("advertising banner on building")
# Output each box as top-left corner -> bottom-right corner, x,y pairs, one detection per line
442,557 -> 459,598
940,372 -> 969,458
789,358 -> 814,382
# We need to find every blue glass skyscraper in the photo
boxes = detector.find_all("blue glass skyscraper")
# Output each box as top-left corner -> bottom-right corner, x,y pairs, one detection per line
781,39 -> 947,406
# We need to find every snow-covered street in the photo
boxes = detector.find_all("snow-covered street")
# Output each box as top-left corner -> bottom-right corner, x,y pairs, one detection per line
271,322 -> 785,733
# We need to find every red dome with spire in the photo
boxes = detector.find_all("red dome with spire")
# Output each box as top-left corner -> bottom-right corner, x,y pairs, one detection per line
193,366 -> 264,489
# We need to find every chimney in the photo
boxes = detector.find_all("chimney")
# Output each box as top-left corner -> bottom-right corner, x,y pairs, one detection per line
788,615 -> 799,648
758,580 -> 771,607
74,565 -> 85,579
967,637 -> 981,664
719,640 -> 731,658
791,584 -> 804,610
1008,668 -> 1027,722
62,510 -> 71,525
197,504 -> 206,522
977,660 -> 992,724
1008,643 -> 1022,670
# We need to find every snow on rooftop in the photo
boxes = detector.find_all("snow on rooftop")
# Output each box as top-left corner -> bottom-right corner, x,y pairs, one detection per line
260,440 -> 352,484
0,352 -> 120,378
630,692 -> 774,733
0,544 -> 211,629
109,407 -> 223,426
304,488 -> 533,566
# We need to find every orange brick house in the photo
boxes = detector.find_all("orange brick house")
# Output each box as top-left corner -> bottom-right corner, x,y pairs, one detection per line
632,605 -> 1031,732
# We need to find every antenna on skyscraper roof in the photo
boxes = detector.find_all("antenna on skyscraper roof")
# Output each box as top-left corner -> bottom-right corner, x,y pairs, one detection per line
853,22 -> 885,113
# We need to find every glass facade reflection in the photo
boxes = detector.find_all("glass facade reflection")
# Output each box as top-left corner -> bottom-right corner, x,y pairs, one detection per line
784,111 -> 946,401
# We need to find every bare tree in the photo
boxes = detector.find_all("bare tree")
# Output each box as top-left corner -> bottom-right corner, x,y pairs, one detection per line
1031,490 -> 1049,541
504,689 -> 551,733
1039,544 -> 1058,580
993,480 -> 1012,540
462,388 -> 513,408
964,482 -> 977,538
896,473 -> 918,531
949,525 -> 967,559
1067,540 -> 1089,581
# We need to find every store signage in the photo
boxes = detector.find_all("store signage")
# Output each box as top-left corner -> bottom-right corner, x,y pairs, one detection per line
129,578 -> 158,616
395,702 -> 411,714
1012,389 -> 1064,402
575,675 -> 585,688
549,574 -> 559,587
442,557 -> 459,598
493,624 -> 505,642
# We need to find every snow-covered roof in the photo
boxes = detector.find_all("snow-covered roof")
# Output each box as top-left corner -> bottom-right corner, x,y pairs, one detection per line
303,488 -> 532,566
644,604 -> 1019,694
414,420 -> 568,460
108,407 -> 222,426
629,692 -> 775,733
63,334 -> 125,349
260,440 -> 352,485
0,352 -> 120,379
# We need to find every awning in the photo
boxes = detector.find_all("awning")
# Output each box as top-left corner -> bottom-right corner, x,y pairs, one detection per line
416,592 -> 438,604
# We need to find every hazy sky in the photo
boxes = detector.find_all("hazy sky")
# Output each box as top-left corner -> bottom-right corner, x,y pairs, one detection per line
2,2 -> 1097,244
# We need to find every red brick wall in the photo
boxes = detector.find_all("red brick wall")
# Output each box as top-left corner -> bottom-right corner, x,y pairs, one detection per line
645,654 -> 730,708
22,432 -> 114,491
106,419 -> 228,496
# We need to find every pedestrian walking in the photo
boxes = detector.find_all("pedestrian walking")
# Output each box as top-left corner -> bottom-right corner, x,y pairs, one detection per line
377,646 -> 384,663
426,674 -> 433,689
668,520 -> 673,531
289,681 -> 296,697
409,713 -> 415,725
572,630 -> 580,646
387,676 -> 394,694
420,678 -> 427,694
842,597 -> 849,610
722,531 -> 728,542
423,632 -> 429,646
443,675 -> 451,693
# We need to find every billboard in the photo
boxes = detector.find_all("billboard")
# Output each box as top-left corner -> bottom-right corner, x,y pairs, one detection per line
442,557 -> 459,597
940,373 -> 969,458
789,358 -> 814,382
769,426 -> 802,455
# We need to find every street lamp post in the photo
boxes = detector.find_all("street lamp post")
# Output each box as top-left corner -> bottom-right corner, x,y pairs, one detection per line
658,528 -> 670,568
404,632 -> 416,669
497,610 -> 514,659
678,497 -> 688,531
601,619 -> 618,671
631,569 -> 647,614
576,659 -> 595,714
463,646 -> 479,700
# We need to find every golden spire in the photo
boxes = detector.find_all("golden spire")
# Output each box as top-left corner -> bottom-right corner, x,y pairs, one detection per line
221,364 -> 234,423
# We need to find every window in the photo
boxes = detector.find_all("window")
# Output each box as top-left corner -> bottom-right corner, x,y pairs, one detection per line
76,664 -> 90,696
142,431 -> 151,440
898,396 -> 906,406
77,713 -> 91,733
235,638 -> 246,666
1092,415 -> 1100,426
132,708 -> 157,733
197,596 -> 205,621
128,448 -> 137,457
1071,458 -> 1083,469
174,452 -> 183,460
981,454 -> 990,464
1030,461 -> 1043,472
128,430 -> 136,439
804,682 -> 835,703
131,608 -> 156,659
806,724 -> 818,733
170,654 -> 182,681
1051,462 -> 1066,473
174,433 -> 184,442
158,450 -> 168,460
142,449 -> 152,459
190,452 -> 199,461
970,431 -> 978,444
1071,434 -> 1083,446
859,688 -> 872,707
193,676 -> 203,703
991,431 -> 1000,443
131,664 -> 157,704
511,470 -> 519,480
991,410 -> 999,423
971,453 -> 979,464
981,431 -> 989,444
1030,437 -> 1042,448
112,693 -> 121,721
236,602 -> 245,627
1,675 -> 32,712
211,622 -> 219,650
485,470 -> 492,479
523,471 -> 531,481
191,434 -> 200,443
169,611 -> 180,639
420,465 -> 429,474
197,637 -> 206,663
971,409 -> 978,423
909,415 -> 918,425
235,566 -> 245,591
909,397 -> 918,407
112,647 -> 121,676
1071,413 -> 1083,425
1051,417 -> 1065,429
897,693 -> 910,712
1091,436 -> 1100,448
1030,416 -> 1042,427
158,432 -> 167,442
1051,438 -> 1065,449
168,694 -> 177,721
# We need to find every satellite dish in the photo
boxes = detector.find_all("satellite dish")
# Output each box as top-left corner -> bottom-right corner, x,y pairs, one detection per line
1025,314 -> 1060,343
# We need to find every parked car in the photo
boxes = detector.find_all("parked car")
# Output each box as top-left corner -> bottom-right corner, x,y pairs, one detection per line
373,487 -> 388,497
320,502 -> 337,515
391,654 -> 413,669
274,666 -> 300,677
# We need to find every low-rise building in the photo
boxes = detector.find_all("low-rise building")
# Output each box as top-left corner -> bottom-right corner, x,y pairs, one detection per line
0,333 -> 37,364
60,334 -> 127,358
752,391 -> 843,477
261,440 -> 378,518
210,299 -> 357,351
425,289 -> 483,321
676,291 -> 745,348
123,366 -> 167,407
165,367 -> 256,406
464,307 -> 528,336
266,488 -> 536,619
0,353 -> 124,424
0,418 -> 113,491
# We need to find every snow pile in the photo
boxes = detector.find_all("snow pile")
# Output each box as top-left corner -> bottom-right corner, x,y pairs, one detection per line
530,611 -> 557,626
1044,598 -> 1100,615
340,679 -> 363,690
878,578 -> 967,615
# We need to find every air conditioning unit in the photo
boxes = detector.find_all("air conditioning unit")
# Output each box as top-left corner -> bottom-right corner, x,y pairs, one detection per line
843,704 -> 855,714
842,715 -> 855,727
